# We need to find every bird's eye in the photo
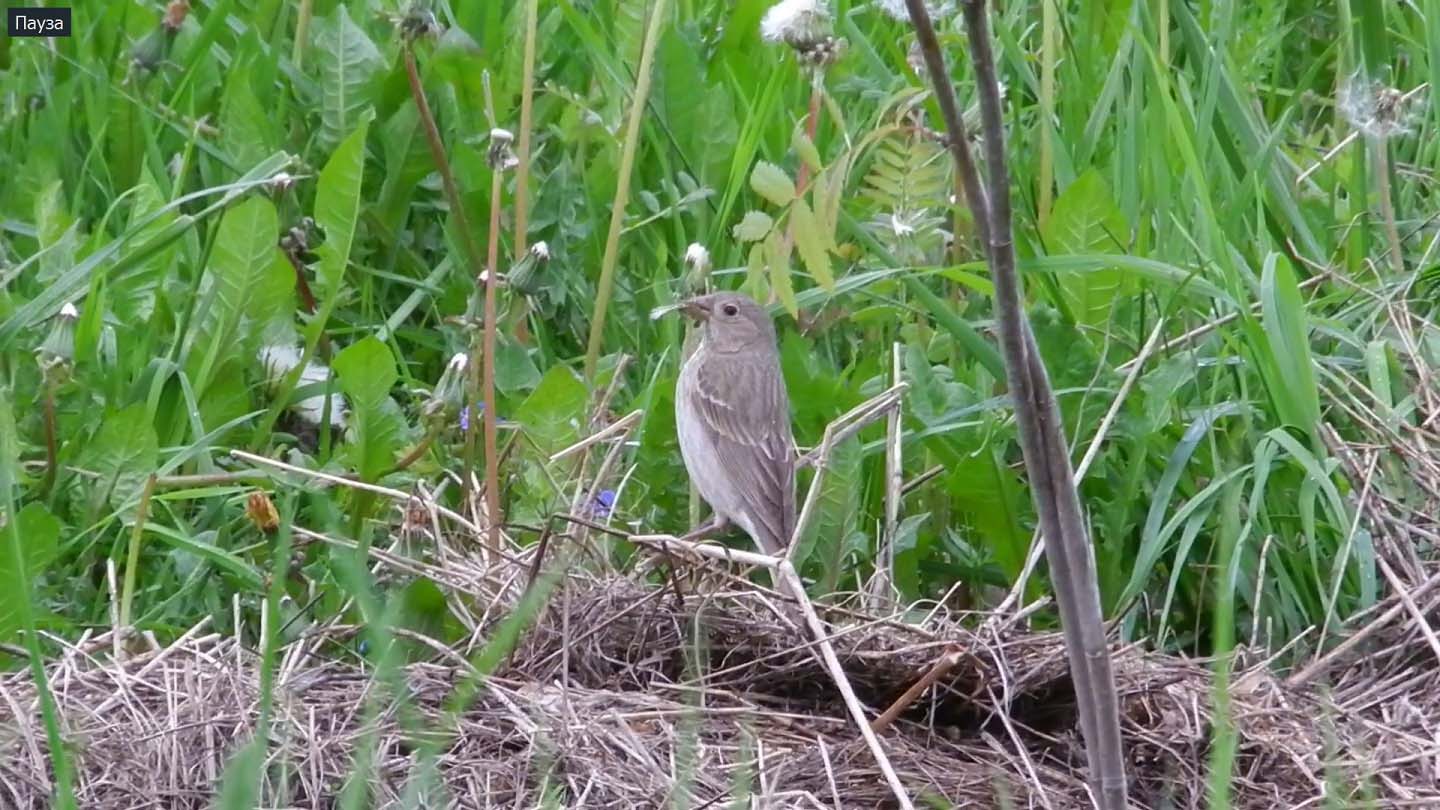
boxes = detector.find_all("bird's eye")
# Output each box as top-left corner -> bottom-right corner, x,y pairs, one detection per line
722,304 -> 739,316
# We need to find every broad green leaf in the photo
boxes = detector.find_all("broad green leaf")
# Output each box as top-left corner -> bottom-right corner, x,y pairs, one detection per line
793,435 -> 861,592
732,210 -> 774,242
333,336 -> 403,482
518,365 -> 588,454
312,5 -> 382,151
1122,402 -> 1244,606
891,513 -> 932,599
192,195 -> 279,397
0,503 -> 60,640
1260,253 -> 1320,437
0,151 -> 295,349
313,112 -> 373,302
219,68 -> 274,168
750,161 -> 796,207
115,172 -> 178,325
495,340 -> 542,394
1041,169 -> 1130,328
789,198 -> 834,290
765,230 -> 798,318
947,448 -> 1029,583
84,404 -> 160,511
141,523 -> 264,589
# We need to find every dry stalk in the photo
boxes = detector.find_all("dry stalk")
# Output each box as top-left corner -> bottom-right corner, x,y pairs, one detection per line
904,0 -> 1127,805
628,533 -> 917,810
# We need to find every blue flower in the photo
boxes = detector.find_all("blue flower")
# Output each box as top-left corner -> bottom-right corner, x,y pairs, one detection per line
459,402 -> 486,432
592,489 -> 616,517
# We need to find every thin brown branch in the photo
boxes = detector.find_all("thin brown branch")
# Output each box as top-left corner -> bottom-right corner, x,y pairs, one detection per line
904,0 -> 1128,805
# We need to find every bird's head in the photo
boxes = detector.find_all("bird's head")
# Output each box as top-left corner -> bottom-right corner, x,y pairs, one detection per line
679,292 -> 776,353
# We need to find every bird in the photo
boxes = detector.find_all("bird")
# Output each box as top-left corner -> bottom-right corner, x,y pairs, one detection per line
672,291 -> 797,556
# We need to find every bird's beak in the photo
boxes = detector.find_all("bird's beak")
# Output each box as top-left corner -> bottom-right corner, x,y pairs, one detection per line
678,298 -> 711,321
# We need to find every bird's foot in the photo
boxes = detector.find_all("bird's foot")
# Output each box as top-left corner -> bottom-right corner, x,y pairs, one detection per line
678,515 -> 729,543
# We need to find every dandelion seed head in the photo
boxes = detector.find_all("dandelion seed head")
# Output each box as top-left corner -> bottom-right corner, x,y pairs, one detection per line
59,302 -> 79,320
257,343 -> 346,428
1339,74 -> 1413,140
530,241 -> 550,261
761,0 -> 831,49
684,243 -> 711,274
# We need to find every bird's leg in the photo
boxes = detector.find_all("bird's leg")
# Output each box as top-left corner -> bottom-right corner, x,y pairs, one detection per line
678,514 -> 729,543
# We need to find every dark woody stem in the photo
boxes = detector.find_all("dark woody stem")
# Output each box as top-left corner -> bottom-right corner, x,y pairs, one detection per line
901,0 -> 1129,806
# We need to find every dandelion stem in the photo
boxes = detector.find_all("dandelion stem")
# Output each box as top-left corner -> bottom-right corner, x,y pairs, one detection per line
1371,137 -> 1405,274
795,71 -> 824,195
583,0 -> 670,383
401,45 -> 503,556
39,379 -> 58,498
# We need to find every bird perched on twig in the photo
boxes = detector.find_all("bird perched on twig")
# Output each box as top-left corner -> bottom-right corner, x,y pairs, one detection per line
665,292 -> 796,556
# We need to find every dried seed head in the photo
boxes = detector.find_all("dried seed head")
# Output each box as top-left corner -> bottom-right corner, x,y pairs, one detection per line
400,4 -> 440,41
797,35 -> 847,69
684,243 -> 712,275
268,172 -> 297,193
487,128 -> 520,171
162,0 -> 190,32
1339,75 -> 1414,140
425,352 -> 470,424
875,0 -> 952,22
761,0 -> 832,52
530,241 -> 550,261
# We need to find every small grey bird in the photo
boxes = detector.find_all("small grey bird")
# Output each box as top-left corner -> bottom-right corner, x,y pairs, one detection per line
673,292 -> 796,556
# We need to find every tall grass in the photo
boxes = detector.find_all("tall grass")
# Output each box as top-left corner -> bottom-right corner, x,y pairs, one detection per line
0,0 -> 1437,805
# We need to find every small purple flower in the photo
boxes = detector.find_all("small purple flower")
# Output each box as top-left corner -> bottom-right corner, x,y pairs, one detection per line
459,402 -> 486,432
592,489 -> 616,518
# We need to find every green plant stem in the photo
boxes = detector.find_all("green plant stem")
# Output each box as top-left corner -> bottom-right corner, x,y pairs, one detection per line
401,45 -> 500,545
514,0 -> 539,255
292,0 -> 312,69
508,0 -> 541,345
119,473 -> 158,629
582,0 -> 670,383
1038,0 -> 1056,229
1,396 -> 76,809
480,167 -> 504,557
39,379 -> 58,498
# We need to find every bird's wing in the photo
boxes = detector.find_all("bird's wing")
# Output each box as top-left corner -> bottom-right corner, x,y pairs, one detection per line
691,351 -> 796,552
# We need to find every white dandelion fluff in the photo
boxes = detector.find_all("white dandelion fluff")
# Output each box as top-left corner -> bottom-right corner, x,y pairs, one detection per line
761,0 -> 831,48
258,343 -> 347,429
1338,74 -> 1413,140
683,243 -> 711,275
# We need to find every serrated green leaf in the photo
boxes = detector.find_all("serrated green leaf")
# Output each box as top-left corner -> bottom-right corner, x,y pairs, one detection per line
312,5 -> 382,151
790,199 -> 834,290
333,336 -> 403,482
765,231 -> 797,318
84,404 -> 159,511
313,112 -> 373,303
750,161 -> 796,207
794,435 -> 860,592
793,130 -> 822,173
192,195 -> 278,397
732,210 -> 774,242
1041,169 -> 1130,328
